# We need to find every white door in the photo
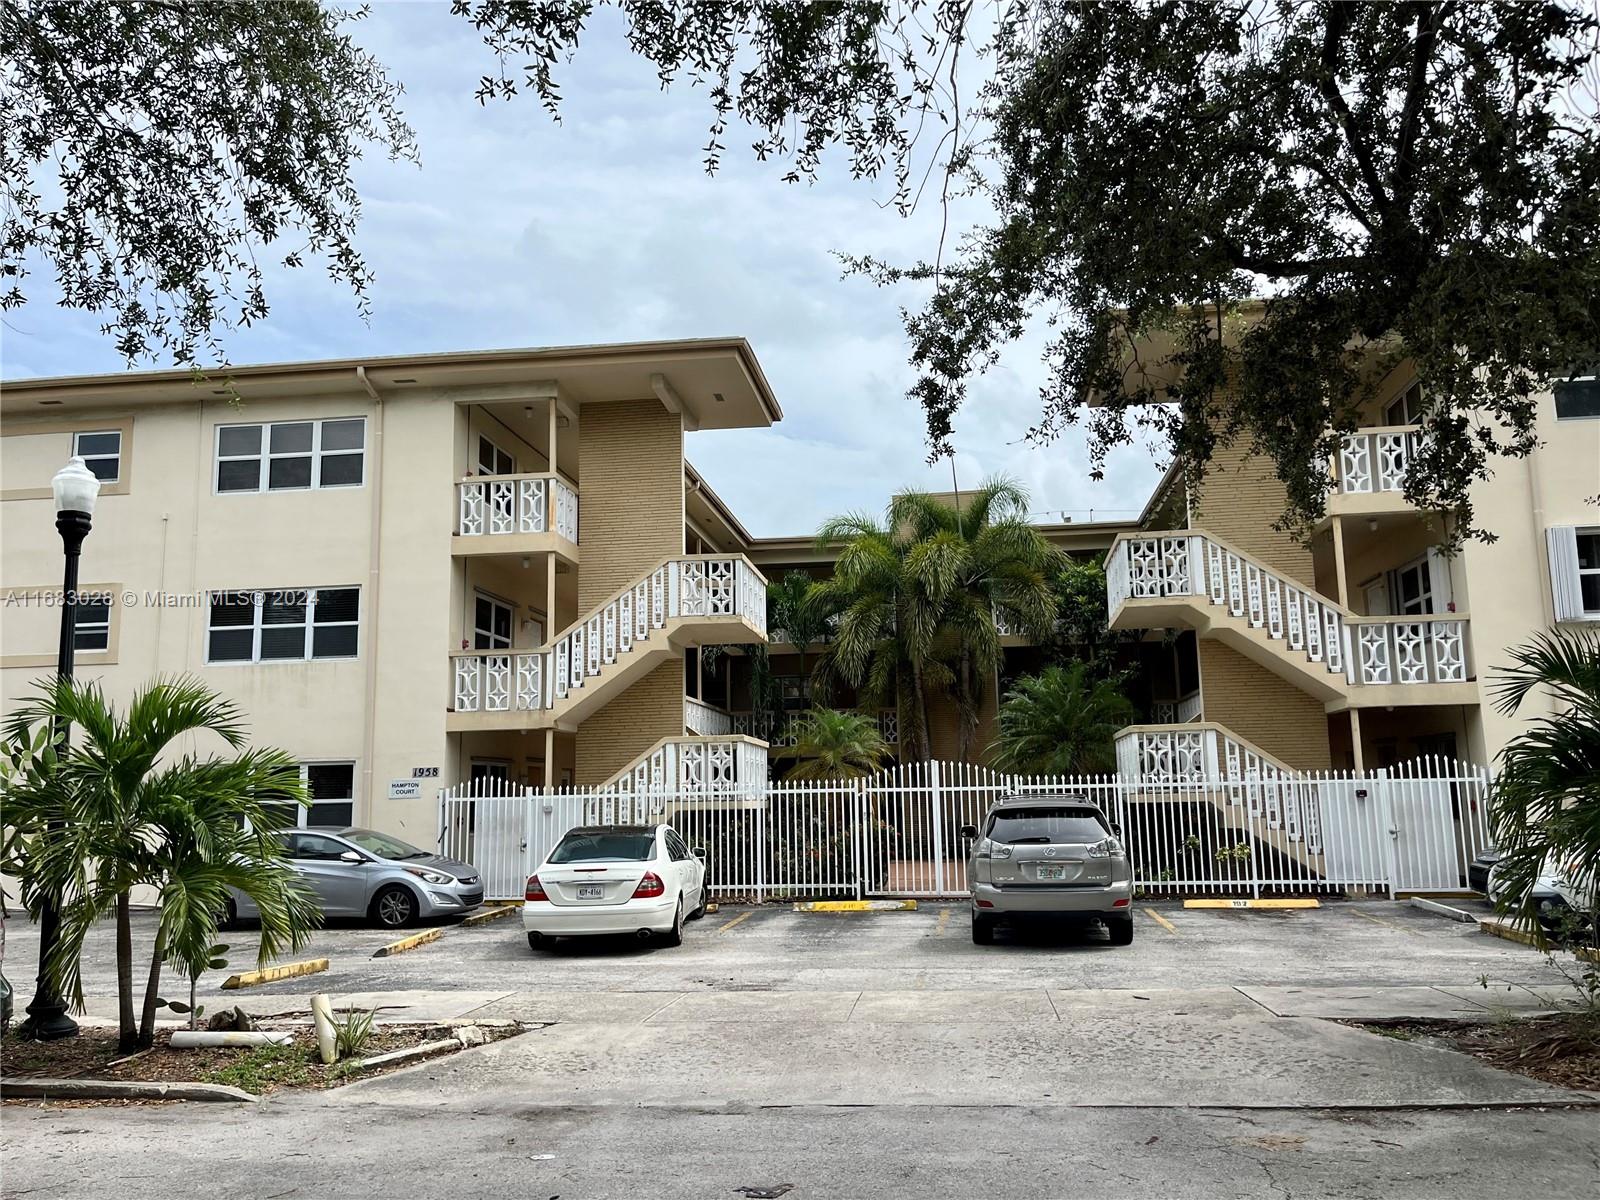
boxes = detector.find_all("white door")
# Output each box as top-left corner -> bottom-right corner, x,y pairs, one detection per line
1362,578 -> 1390,617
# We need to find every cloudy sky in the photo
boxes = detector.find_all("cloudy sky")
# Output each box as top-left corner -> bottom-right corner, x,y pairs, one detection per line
5,2 -> 1164,537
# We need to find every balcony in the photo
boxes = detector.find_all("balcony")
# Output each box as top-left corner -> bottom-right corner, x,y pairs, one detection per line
453,473 -> 579,560
448,554 -> 768,731
685,696 -> 734,735
1106,531 -> 1477,710
1327,427 -> 1423,519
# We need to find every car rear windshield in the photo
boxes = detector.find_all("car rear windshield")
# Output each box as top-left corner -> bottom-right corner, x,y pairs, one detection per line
986,808 -> 1109,845
549,832 -> 658,863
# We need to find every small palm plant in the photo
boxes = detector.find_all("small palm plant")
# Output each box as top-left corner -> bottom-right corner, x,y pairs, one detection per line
1487,629 -> 1600,941
989,663 -> 1138,775
784,708 -> 890,780
2,676 -> 322,1050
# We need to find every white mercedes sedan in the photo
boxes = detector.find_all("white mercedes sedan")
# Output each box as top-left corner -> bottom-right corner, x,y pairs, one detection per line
523,823 -> 708,949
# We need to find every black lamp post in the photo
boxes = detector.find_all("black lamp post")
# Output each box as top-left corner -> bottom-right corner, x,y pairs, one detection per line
21,456 -> 100,1041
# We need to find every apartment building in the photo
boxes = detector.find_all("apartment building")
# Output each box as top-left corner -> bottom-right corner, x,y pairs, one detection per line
1,341 -> 777,846
3,335 -> 1592,850
1103,352 -> 1600,780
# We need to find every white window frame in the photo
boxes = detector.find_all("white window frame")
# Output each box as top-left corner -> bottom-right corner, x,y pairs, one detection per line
72,430 -> 122,484
472,591 -> 515,650
1554,369 -> 1600,421
1545,526 -> 1600,622
1390,554 -> 1436,616
476,434 -> 515,477
213,418 -> 366,494
205,587 -> 361,664
300,761 -> 357,829
72,591 -> 112,652
1578,529 -> 1600,617
1384,381 -> 1425,427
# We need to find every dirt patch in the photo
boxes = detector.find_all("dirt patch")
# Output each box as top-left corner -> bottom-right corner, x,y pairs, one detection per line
1,1021 -> 528,1100
1347,1014 -> 1600,1093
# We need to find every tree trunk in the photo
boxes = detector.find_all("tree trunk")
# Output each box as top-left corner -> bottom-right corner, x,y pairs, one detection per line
115,892 -> 137,1052
138,928 -> 165,1048
956,653 -> 976,765
909,660 -> 932,762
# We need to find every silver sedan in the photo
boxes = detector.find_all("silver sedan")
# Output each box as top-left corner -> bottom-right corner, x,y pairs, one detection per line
961,797 -> 1135,945
225,827 -> 484,930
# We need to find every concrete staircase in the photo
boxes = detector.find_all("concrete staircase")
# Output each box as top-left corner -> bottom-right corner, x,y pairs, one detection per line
1106,530 -> 1474,709
447,555 -> 768,732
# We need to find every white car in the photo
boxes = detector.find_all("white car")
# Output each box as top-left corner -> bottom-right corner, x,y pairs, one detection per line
523,824 -> 708,949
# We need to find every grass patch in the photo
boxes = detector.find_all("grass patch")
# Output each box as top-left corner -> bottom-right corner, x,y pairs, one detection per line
200,1044 -> 315,1092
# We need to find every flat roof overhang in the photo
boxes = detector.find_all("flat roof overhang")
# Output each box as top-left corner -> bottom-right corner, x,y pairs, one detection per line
1,337 -> 782,431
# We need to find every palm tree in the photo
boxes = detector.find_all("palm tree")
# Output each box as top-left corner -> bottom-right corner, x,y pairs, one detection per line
810,510 -> 945,761
784,708 -> 890,780
989,663 -> 1138,775
2,676 -> 322,1050
888,478 -> 1060,762
1487,629 -> 1600,939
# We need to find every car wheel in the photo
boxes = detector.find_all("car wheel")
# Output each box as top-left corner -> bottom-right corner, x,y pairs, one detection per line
370,885 -> 418,930
1106,915 -> 1135,946
971,911 -> 996,945
526,931 -> 548,951
660,897 -> 685,947
689,884 -> 708,920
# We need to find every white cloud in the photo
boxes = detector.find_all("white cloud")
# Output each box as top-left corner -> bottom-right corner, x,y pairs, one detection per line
1,2 -> 1163,536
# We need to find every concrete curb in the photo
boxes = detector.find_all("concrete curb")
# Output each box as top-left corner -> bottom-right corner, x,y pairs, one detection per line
1480,919 -> 1600,964
460,904 -> 520,927
221,958 -> 329,990
1,1077 -> 258,1103
793,899 -> 918,913
1183,898 -> 1320,910
372,928 -> 444,958
1410,896 -> 1480,923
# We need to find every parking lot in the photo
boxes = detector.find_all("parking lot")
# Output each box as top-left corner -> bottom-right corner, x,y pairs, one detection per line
5,896 -> 1572,1023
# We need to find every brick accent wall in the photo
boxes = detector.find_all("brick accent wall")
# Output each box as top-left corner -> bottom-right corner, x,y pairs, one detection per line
577,399 -> 684,611
1198,642 -> 1330,770
1191,437 -> 1315,586
925,675 -> 1000,764
575,659 -> 688,785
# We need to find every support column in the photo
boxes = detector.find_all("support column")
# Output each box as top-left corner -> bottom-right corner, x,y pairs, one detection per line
1330,515 -> 1351,608
545,396 -> 559,643
1348,708 -> 1366,773
543,728 -> 555,795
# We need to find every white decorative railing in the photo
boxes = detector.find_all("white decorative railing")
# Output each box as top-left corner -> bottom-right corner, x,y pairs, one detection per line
685,696 -> 734,736
457,473 -> 579,542
602,736 -> 769,800
1336,427 -> 1422,495
877,708 -> 900,744
1115,724 -> 1323,853
1153,692 -> 1203,724
1107,531 -> 1470,688
451,555 -> 768,715
1348,617 -> 1469,685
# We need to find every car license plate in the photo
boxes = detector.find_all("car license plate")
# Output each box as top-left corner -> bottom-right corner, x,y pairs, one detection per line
1036,864 -> 1067,881
577,884 -> 604,899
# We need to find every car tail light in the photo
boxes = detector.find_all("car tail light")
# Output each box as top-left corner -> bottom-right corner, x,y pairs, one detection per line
632,871 -> 665,898
1112,897 -> 1131,908
524,875 -> 549,902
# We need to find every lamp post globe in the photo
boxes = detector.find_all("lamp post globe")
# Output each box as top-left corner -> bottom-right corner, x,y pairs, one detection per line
21,456 -> 102,1041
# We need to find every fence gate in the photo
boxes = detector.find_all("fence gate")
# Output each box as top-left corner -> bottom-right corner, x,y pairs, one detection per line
438,758 -> 1494,902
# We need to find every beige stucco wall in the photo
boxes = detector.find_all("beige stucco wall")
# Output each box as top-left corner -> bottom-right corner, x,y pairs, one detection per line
925,677 -> 1000,765
1453,389 -> 1600,764
1,391 -> 455,846
1197,642 -> 1331,770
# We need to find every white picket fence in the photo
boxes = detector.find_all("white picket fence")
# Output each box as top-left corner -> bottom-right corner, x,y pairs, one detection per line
438,758 -> 1494,904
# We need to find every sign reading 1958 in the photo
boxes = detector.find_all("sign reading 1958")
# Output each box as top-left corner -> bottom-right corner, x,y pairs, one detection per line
412,766 -> 440,779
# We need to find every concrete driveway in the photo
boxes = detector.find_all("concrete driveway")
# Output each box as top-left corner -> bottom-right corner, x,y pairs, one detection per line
5,900 -> 1597,1200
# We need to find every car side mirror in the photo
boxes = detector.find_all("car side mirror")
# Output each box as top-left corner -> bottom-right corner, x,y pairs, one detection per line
959,824 -> 978,840
338,850 -> 365,864
692,847 -> 707,860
